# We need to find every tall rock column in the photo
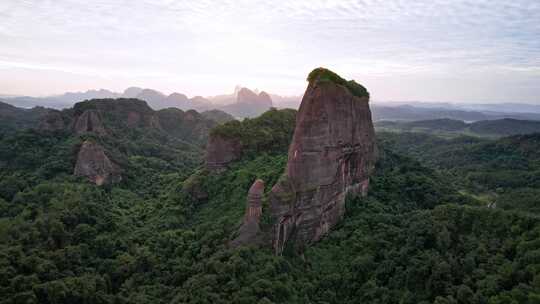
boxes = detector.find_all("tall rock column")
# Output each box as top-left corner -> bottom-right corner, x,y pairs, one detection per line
268,68 -> 377,254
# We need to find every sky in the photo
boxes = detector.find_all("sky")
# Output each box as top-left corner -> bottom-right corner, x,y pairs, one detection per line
0,0 -> 539,103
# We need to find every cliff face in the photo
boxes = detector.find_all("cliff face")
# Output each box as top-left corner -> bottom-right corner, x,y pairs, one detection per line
73,109 -> 107,135
205,134 -> 243,171
74,140 -> 122,185
233,68 -> 377,253
271,77 -> 376,253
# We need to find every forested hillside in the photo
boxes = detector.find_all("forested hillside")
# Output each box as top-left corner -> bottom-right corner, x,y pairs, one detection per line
1,106 -> 539,303
380,131 -> 540,214
0,101 -> 50,134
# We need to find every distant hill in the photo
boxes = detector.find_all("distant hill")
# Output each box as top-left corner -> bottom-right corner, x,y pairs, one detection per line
379,101 -> 540,115
376,118 -> 540,137
220,88 -> 273,118
0,101 -> 51,133
470,119 -> 540,136
1,86 -> 276,118
372,105 -> 490,121
372,104 -> 540,122
0,98 -> 232,139
3,89 -> 121,109
378,131 -> 540,213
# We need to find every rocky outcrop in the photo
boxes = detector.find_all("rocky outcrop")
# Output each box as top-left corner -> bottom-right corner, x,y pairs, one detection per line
74,140 -> 121,185
230,179 -> 265,247
205,134 -> 243,171
73,110 -> 107,136
242,68 -> 377,253
270,69 -> 376,253
237,88 -> 273,108
222,88 -> 274,118
257,91 -> 273,108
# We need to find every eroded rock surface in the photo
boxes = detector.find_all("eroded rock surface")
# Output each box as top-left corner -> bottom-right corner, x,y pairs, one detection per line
74,140 -> 121,185
73,110 -> 107,136
230,179 -> 265,247
268,68 -> 377,254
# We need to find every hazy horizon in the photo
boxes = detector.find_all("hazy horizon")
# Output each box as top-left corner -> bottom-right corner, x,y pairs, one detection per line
1,0 -> 539,103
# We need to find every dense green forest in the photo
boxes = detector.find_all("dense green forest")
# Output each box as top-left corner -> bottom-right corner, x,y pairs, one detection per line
1,104 -> 540,303
379,131 -> 540,214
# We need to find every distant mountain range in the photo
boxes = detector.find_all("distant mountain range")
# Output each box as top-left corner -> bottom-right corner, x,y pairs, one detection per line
1,87 -> 296,118
3,88 -> 540,121
371,104 -> 540,122
377,101 -> 540,114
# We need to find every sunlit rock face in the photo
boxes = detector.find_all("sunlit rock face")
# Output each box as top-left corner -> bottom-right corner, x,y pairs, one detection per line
74,140 -> 122,186
268,68 -> 377,254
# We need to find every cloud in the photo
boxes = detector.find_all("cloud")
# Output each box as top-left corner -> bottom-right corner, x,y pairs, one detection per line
0,0 -> 539,101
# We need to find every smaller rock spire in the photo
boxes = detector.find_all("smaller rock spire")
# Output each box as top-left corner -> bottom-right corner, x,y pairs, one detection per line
74,140 -> 122,186
230,179 -> 265,247
245,179 -> 264,219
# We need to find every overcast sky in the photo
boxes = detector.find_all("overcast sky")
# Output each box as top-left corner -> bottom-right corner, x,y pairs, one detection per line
1,0 -> 539,103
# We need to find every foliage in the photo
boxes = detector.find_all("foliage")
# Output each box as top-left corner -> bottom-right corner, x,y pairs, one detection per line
379,131 -> 540,214
210,108 -> 297,158
307,67 -> 370,98
1,107 -> 540,303
0,101 -> 49,135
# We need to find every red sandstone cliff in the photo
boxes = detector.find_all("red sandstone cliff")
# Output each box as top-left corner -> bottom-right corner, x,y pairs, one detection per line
72,109 -> 107,136
230,68 -> 377,252
74,140 -> 122,185
205,134 -> 243,172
